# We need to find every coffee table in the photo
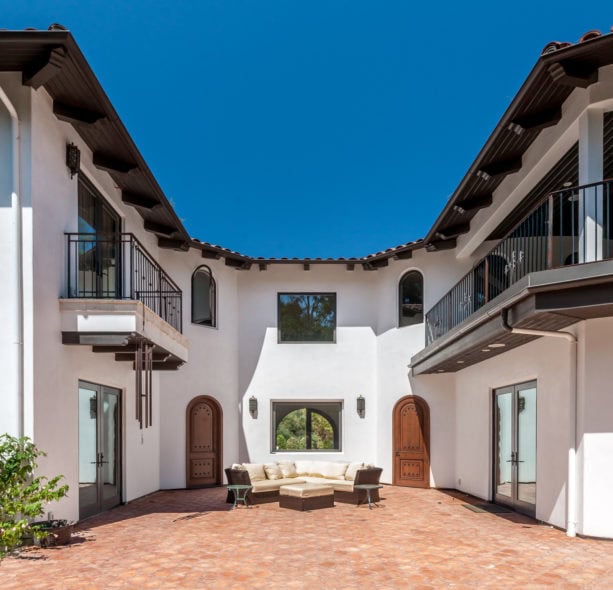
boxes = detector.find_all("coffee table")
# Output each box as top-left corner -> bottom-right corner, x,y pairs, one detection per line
353,484 -> 383,509
279,482 -> 334,511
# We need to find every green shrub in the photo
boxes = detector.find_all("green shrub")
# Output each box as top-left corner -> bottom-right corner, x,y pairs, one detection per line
0,434 -> 69,559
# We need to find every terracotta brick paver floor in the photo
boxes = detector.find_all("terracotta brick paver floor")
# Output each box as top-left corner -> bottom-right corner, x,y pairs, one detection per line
2,486 -> 613,589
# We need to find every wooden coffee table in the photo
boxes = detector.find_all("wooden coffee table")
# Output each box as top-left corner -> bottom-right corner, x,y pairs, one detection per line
279,482 -> 334,511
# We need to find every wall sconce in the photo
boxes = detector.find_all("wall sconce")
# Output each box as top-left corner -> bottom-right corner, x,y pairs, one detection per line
66,142 -> 81,178
249,396 -> 258,418
357,395 -> 365,418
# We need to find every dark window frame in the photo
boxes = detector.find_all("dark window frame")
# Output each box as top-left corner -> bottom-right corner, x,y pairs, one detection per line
191,265 -> 217,327
277,292 -> 337,343
398,270 -> 424,327
271,400 -> 343,453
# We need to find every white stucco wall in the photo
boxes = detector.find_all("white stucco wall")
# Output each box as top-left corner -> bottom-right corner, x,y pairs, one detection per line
23,85 -> 166,520
576,318 -> 613,538
157,249 -> 240,489
155,254 -> 459,489
451,335 -> 574,530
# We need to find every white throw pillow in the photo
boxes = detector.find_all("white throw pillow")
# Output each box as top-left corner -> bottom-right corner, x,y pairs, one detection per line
345,462 -> 364,481
319,462 -> 350,480
278,461 -> 298,478
243,463 -> 266,482
231,463 -> 246,471
263,463 -> 283,480
294,460 -> 315,475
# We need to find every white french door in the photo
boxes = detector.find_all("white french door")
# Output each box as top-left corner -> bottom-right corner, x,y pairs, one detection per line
493,381 -> 537,516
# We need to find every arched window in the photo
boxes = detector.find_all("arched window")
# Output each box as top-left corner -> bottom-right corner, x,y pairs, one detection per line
399,270 -> 423,327
192,265 -> 216,326
272,402 -> 342,451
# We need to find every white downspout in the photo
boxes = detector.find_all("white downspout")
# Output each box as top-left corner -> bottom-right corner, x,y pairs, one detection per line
501,309 -> 578,537
0,86 -> 24,438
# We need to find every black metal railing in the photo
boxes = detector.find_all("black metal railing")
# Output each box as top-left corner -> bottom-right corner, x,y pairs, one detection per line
66,233 -> 183,333
425,179 -> 613,345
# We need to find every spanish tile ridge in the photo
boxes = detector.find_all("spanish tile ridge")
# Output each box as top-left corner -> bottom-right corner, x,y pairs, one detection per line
541,26 -> 613,55
190,237 -> 423,262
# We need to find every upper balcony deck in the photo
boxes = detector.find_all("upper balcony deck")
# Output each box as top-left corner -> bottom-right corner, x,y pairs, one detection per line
425,180 -> 613,346
61,232 -> 187,369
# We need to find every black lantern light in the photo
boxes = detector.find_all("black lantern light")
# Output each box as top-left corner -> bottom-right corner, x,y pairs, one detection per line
357,395 -> 365,418
249,396 -> 258,418
66,142 -> 80,178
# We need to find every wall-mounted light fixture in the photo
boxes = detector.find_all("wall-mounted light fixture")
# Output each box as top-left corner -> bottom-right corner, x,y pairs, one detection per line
357,395 -> 365,418
249,396 -> 258,418
66,142 -> 80,178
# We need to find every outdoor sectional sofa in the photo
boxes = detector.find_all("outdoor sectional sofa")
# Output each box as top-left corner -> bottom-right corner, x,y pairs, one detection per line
225,460 -> 383,505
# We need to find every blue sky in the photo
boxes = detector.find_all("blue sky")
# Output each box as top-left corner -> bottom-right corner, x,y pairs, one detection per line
4,2 -> 613,257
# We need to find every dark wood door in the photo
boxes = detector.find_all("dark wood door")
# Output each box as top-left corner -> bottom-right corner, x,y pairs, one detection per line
186,396 -> 222,488
393,396 -> 430,488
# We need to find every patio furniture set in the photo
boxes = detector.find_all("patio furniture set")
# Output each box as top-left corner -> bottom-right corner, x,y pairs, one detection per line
225,460 -> 383,511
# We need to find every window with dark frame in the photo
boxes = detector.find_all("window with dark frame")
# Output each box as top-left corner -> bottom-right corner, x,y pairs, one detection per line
192,265 -> 216,327
278,293 -> 336,342
399,271 -> 423,327
272,401 -> 342,452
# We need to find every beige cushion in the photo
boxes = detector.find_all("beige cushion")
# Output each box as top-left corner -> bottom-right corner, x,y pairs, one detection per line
318,462 -> 349,480
263,463 -> 283,480
279,482 -> 334,498
252,477 -> 307,492
278,461 -> 299,478
294,460 -> 315,475
345,462 -> 364,481
302,476 -> 353,492
243,463 -> 266,482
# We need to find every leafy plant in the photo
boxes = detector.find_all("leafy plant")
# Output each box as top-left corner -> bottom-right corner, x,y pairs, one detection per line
0,434 -> 69,559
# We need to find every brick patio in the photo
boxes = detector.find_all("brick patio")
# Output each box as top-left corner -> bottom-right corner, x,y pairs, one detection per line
2,486 -> 612,589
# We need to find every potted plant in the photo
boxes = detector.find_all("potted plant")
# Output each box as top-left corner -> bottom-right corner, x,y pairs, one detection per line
0,434 -> 69,559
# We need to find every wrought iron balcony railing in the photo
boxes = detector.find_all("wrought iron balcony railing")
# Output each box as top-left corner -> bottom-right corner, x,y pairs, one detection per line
425,179 -> 613,345
66,232 -> 183,333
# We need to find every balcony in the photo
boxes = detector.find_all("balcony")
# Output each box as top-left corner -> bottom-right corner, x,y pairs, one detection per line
65,232 -> 182,332
410,180 -> 613,374
425,180 -> 613,346
61,233 -> 187,367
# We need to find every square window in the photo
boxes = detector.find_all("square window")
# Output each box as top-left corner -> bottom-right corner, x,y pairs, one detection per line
277,293 -> 336,342
272,401 -> 342,452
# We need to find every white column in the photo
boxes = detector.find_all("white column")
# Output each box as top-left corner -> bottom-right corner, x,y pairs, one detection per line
0,85 -> 23,437
578,109 -> 604,262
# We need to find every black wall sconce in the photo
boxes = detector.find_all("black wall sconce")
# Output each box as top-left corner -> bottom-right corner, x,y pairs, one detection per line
249,396 -> 258,418
66,142 -> 80,178
357,395 -> 365,418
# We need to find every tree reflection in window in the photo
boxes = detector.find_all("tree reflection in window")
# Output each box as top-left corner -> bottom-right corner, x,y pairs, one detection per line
272,402 -> 342,452
278,293 -> 336,342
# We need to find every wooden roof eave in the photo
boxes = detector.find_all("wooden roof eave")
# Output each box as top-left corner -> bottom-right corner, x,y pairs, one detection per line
0,30 -> 190,243
423,32 -> 613,249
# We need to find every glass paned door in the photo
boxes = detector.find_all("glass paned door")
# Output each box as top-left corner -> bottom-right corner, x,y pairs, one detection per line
494,381 -> 537,516
76,177 -> 121,298
79,381 -> 121,519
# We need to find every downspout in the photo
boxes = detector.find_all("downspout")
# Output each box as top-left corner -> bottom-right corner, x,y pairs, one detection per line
501,309 -> 578,537
0,86 -> 24,438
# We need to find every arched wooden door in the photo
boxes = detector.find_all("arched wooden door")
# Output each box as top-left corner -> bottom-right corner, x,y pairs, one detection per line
392,396 -> 430,488
186,396 -> 223,488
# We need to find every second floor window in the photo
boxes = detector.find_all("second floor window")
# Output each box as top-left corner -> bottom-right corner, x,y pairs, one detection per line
399,270 -> 423,327
192,265 -> 216,327
278,293 -> 336,342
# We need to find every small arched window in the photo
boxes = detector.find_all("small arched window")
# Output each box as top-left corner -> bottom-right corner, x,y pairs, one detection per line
399,270 -> 423,327
192,265 -> 216,327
